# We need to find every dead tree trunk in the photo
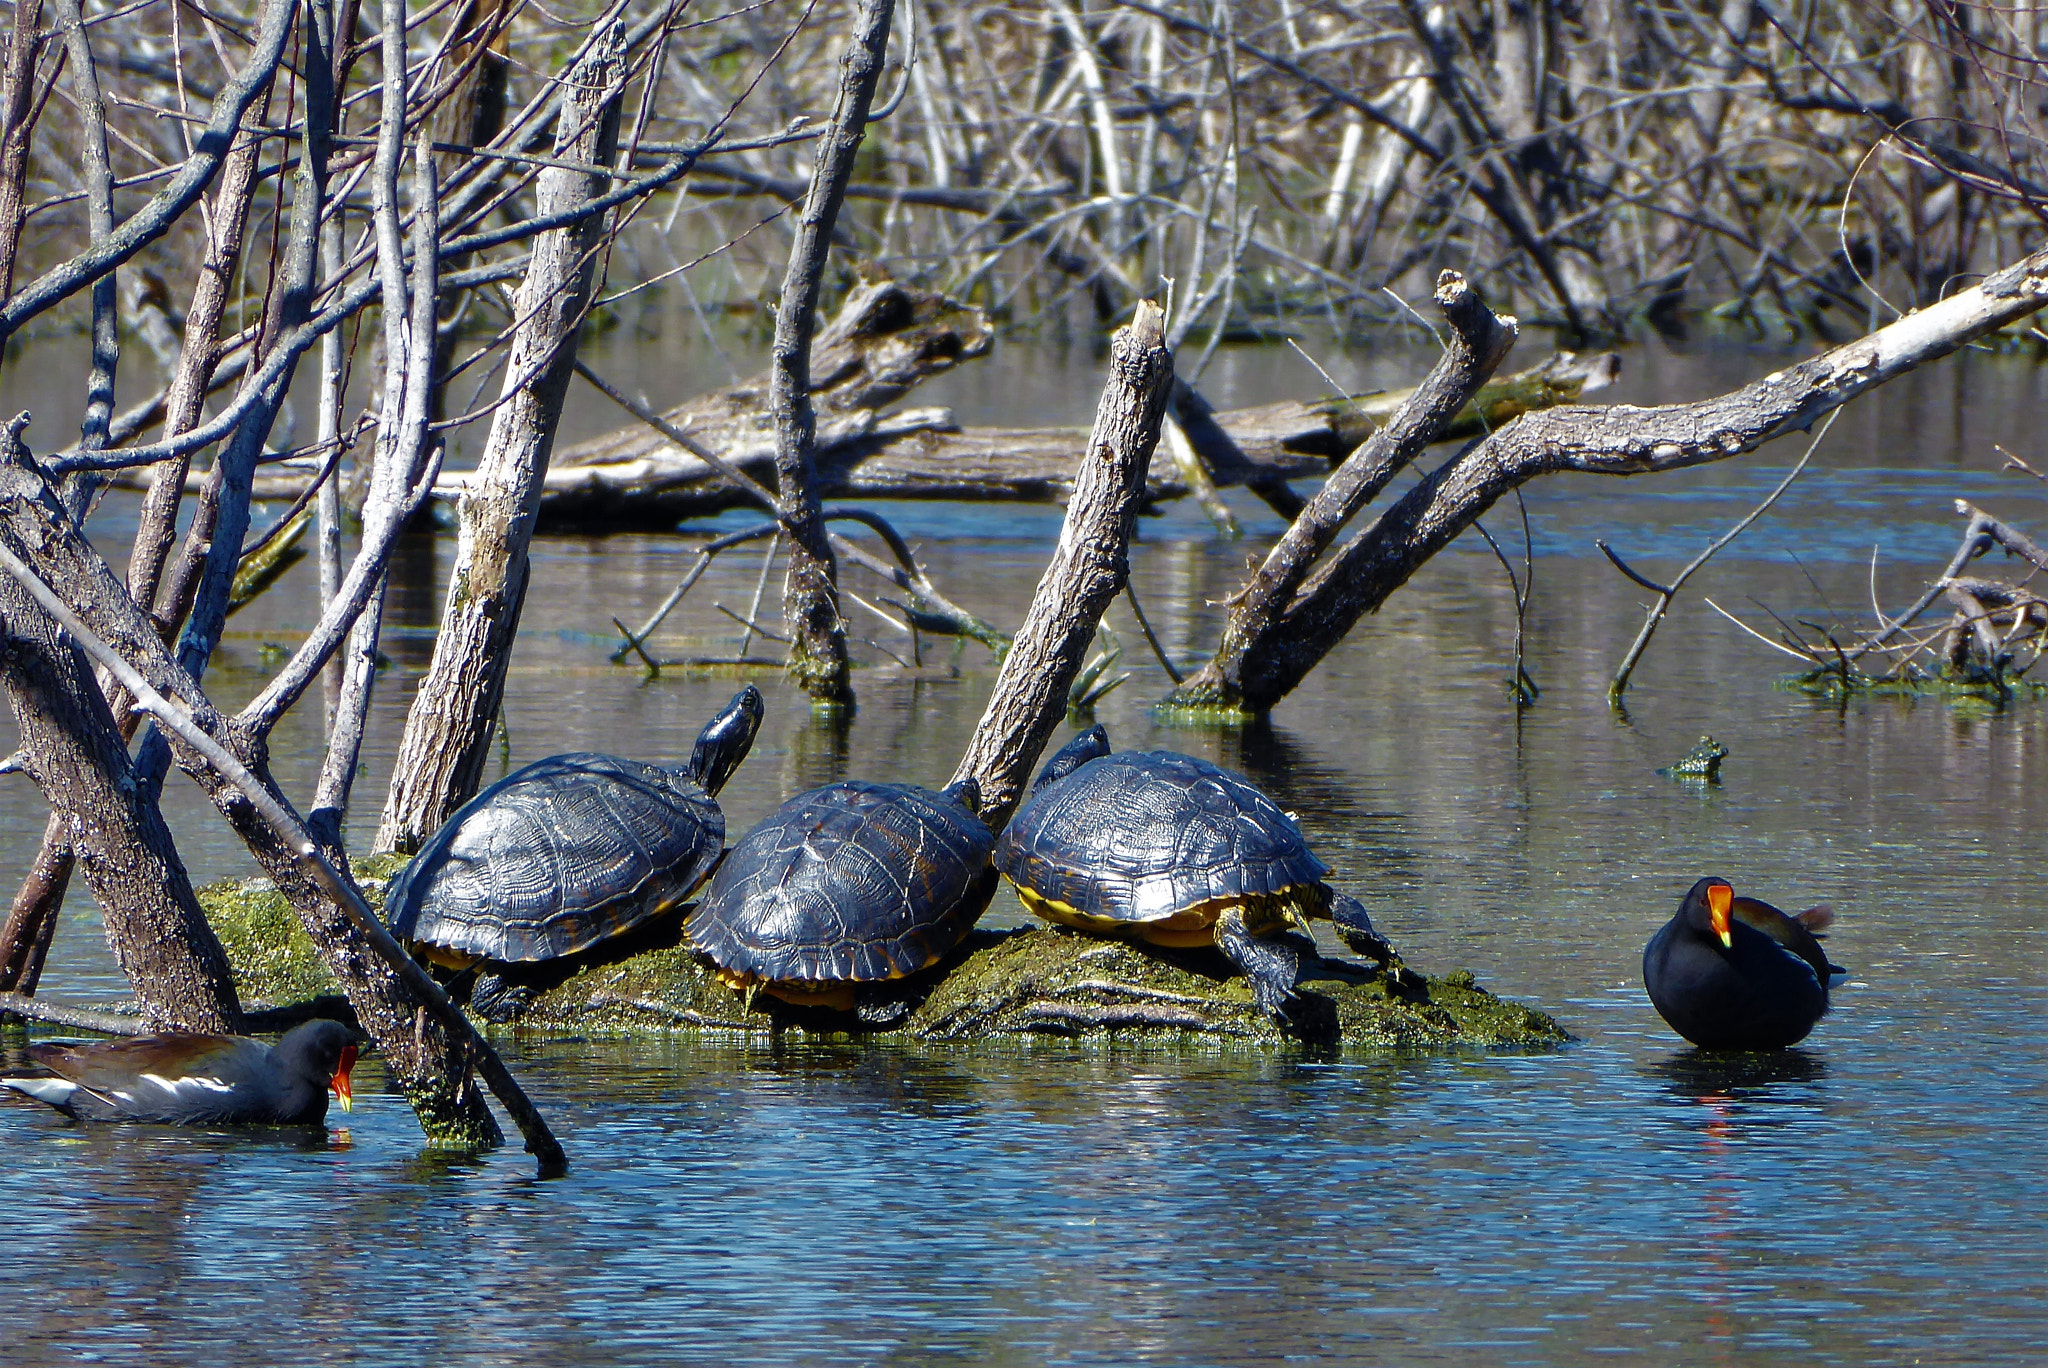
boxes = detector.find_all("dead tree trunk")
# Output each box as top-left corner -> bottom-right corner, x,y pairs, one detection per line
0,814 -> 68,996
0,427 -> 242,1032
768,0 -> 896,705
950,302 -> 1174,828
1167,271 -> 1516,714
1211,242 -> 2048,715
376,24 -> 628,855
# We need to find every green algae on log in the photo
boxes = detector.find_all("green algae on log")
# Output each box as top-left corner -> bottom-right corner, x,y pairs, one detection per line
197,864 -> 1567,1048
201,853 -> 411,1008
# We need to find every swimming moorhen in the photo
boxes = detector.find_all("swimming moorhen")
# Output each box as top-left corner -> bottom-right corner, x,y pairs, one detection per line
0,1018 -> 359,1125
1643,877 -> 1846,1050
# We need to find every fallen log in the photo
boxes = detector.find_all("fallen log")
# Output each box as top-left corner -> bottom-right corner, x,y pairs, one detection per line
131,336 -> 1608,523
514,347 -> 1616,531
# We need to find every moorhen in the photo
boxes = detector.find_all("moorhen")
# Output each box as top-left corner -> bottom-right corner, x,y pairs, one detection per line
1,1018 -> 358,1125
1643,877 -> 1847,1050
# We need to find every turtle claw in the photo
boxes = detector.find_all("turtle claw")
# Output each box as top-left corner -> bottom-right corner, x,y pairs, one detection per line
1329,892 -> 1416,986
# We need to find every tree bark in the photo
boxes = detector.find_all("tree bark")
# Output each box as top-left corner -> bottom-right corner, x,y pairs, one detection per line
767,0 -> 896,705
950,301 -> 1174,830
0,813 -> 69,998
0,420 -> 241,1031
1225,242 -> 2048,714
1167,270 -> 1517,712
0,0 -> 41,300
375,23 -> 628,855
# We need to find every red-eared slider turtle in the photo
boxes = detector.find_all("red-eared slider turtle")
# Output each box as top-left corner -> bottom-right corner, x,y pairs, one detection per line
994,726 -> 1407,1023
384,685 -> 765,1018
686,776 -> 996,1016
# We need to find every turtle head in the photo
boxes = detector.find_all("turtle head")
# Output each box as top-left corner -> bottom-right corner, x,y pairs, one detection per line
688,685 -> 766,796
1033,725 -> 1110,791
941,775 -> 985,818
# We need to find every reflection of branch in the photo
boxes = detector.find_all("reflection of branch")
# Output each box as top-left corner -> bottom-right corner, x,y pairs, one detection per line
1602,409 -> 1838,704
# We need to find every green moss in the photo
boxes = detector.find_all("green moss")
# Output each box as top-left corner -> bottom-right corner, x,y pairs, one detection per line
1149,698 -> 1260,727
1782,668 -> 2048,704
200,853 -> 413,1007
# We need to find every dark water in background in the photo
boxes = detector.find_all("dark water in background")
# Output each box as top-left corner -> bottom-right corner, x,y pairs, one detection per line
2,330 -> 2047,1365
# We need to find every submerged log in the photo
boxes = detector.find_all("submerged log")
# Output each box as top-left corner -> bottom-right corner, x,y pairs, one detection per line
195,873 -> 1568,1049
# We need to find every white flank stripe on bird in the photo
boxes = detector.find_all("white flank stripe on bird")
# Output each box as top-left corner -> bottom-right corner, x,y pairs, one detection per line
141,1073 -> 236,1095
4,1077 -> 80,1106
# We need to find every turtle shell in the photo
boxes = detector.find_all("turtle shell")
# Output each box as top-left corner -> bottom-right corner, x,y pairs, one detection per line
994,750 -> 1329,926
687,780 -> 995,988
385,753 -> 724,965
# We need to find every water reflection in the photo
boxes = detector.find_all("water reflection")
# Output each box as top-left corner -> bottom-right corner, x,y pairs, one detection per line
1652,1047 -> 1830,1101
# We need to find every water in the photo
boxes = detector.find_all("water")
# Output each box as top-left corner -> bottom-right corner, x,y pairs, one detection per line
3,333 -> 2047,1365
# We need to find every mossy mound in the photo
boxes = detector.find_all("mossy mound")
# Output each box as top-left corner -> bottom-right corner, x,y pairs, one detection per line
200,853 -> 412,1008
200,852 -> 1568,1047
908,930 -> 1566,1048
499,927 -> 1567,1047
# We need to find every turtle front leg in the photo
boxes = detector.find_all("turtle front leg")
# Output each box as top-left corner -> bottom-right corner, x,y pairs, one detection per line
468,972 -> 539,1023
1329,893 -> 1416,988
1214,905 -> 1306,1024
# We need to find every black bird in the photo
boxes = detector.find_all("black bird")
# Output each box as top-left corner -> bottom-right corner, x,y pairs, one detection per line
1,1019 -> 358,1125
1643,877 -> 1847,1050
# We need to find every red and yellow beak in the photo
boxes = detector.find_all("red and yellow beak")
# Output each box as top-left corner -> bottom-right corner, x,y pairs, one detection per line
1707,882 -> 1734,948
331,1044 -> 358,1114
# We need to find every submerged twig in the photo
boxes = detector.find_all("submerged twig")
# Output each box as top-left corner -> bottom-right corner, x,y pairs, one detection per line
1601,409 -> 1838,704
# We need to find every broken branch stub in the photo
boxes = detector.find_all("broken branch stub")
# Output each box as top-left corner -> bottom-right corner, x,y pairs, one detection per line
1168,269 -> 1518,714
951,302 -> 1174,830
768,0 -> 898,705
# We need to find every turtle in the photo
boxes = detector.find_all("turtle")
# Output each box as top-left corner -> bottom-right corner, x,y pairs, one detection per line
686,776 -> 997,1017
993,725 -> 1408,1023
383,684 -> 766,1018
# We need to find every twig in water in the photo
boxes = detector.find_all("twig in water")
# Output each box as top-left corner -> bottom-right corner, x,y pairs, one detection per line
736,532 -> 778,661
864,637 -> 914,670
1601,408 -> 1838,704
844,586 -> 912,634
713,601 -> 790,642
1473,513 -> 1537,706
1995,444 -> 2045,483
1703,598 -> 1822,661
611,616 -> 662,675
1123,579 -> 1182,683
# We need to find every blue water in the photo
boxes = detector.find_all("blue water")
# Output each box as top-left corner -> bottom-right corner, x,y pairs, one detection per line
4,336 -> 2048,1365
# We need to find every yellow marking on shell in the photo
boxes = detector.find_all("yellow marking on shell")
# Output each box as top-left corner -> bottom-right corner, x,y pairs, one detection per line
714,966 -> 877,1013
1012,882 -> 1325,947
415,943 -> 481,972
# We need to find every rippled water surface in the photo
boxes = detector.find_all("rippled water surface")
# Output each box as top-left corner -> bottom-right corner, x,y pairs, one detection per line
3,334 -> 2046,1365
